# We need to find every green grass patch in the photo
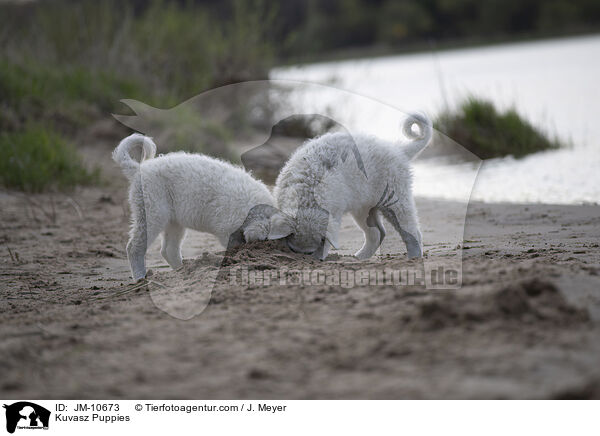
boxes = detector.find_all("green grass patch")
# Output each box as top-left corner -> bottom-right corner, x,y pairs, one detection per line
0,126 -> 99,192
435,97 -> 563,159
0,60 -> 144,133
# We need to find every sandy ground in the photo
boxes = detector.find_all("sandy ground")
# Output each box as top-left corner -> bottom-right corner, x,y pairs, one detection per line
1,131 -> 600,399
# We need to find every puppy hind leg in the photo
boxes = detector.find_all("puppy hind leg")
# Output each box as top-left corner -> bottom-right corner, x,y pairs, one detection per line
161,222 -> 186,270
127,212 -> 165,281
379,201 -> 422,259
127,223 -> 149,281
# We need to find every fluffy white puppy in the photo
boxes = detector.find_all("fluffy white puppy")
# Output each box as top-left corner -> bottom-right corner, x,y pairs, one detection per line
269,113 -> 433,260
113,134 -> 276,280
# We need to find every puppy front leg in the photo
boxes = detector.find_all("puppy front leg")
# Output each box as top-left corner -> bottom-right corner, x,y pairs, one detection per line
161,222 -> 185,270
313,215 -> 341,260
319,215 -> 342,260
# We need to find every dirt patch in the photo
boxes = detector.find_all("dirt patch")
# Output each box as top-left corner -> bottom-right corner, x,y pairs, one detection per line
1,134 -> 600,399
414,279 -> 589,331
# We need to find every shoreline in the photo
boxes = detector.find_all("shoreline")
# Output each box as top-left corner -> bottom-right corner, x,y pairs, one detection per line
275,31 -> 600,68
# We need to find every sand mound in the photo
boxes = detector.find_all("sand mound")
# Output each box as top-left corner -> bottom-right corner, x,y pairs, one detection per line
148,240 -> 319,318
221,240 -> 314,268
414,279 -> 589,330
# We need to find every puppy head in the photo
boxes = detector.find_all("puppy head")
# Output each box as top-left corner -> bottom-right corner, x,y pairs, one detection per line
241,204 -> 280,243
268,207 -> 333,258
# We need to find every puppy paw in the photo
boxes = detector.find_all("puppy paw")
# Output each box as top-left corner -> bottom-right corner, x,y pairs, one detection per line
133,270 -> 151,283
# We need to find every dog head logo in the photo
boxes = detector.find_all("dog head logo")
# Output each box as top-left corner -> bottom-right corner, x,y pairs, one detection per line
3,402 -> 50,434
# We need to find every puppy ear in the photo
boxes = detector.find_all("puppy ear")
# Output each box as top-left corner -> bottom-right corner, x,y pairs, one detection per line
267,212 -> 294,240
243,221 -> 267,242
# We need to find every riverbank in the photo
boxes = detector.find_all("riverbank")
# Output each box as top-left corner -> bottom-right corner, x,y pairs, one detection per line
277,30 -> 600,67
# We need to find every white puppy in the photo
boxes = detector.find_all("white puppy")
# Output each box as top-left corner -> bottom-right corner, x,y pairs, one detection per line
269,113 -> 432,260
113,134 -> 276,280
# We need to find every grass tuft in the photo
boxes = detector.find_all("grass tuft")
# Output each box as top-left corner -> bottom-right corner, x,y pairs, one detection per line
435,97 -> 563,159
0,126 -> 99,193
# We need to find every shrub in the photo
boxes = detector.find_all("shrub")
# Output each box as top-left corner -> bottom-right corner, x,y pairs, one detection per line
435,97 -> 563,159
0,126 -> 99,192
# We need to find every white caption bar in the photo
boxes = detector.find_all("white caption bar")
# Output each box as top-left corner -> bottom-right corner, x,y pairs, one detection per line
0,400 -> 597,435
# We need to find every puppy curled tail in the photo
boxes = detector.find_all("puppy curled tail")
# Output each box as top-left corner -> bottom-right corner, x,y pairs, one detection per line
112,133 -> 157,180
401,112 -> 433,160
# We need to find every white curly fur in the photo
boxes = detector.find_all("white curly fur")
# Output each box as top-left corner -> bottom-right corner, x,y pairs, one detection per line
270,113 -> 433,260
113,133 -> 274,280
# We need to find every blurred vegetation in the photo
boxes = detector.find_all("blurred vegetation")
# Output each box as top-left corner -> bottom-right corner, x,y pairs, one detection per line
0,61 -> 142,134
1,0 -> 593,191
0,126 -> 100,192
270,0 -> 600,60
0,0 -> 277,190
0,0 -> 276,125
269,114 -> 338,138
435,97 -> 563,159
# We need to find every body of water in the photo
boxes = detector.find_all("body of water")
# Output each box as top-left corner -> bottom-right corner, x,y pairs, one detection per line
272,35 -> 600,204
